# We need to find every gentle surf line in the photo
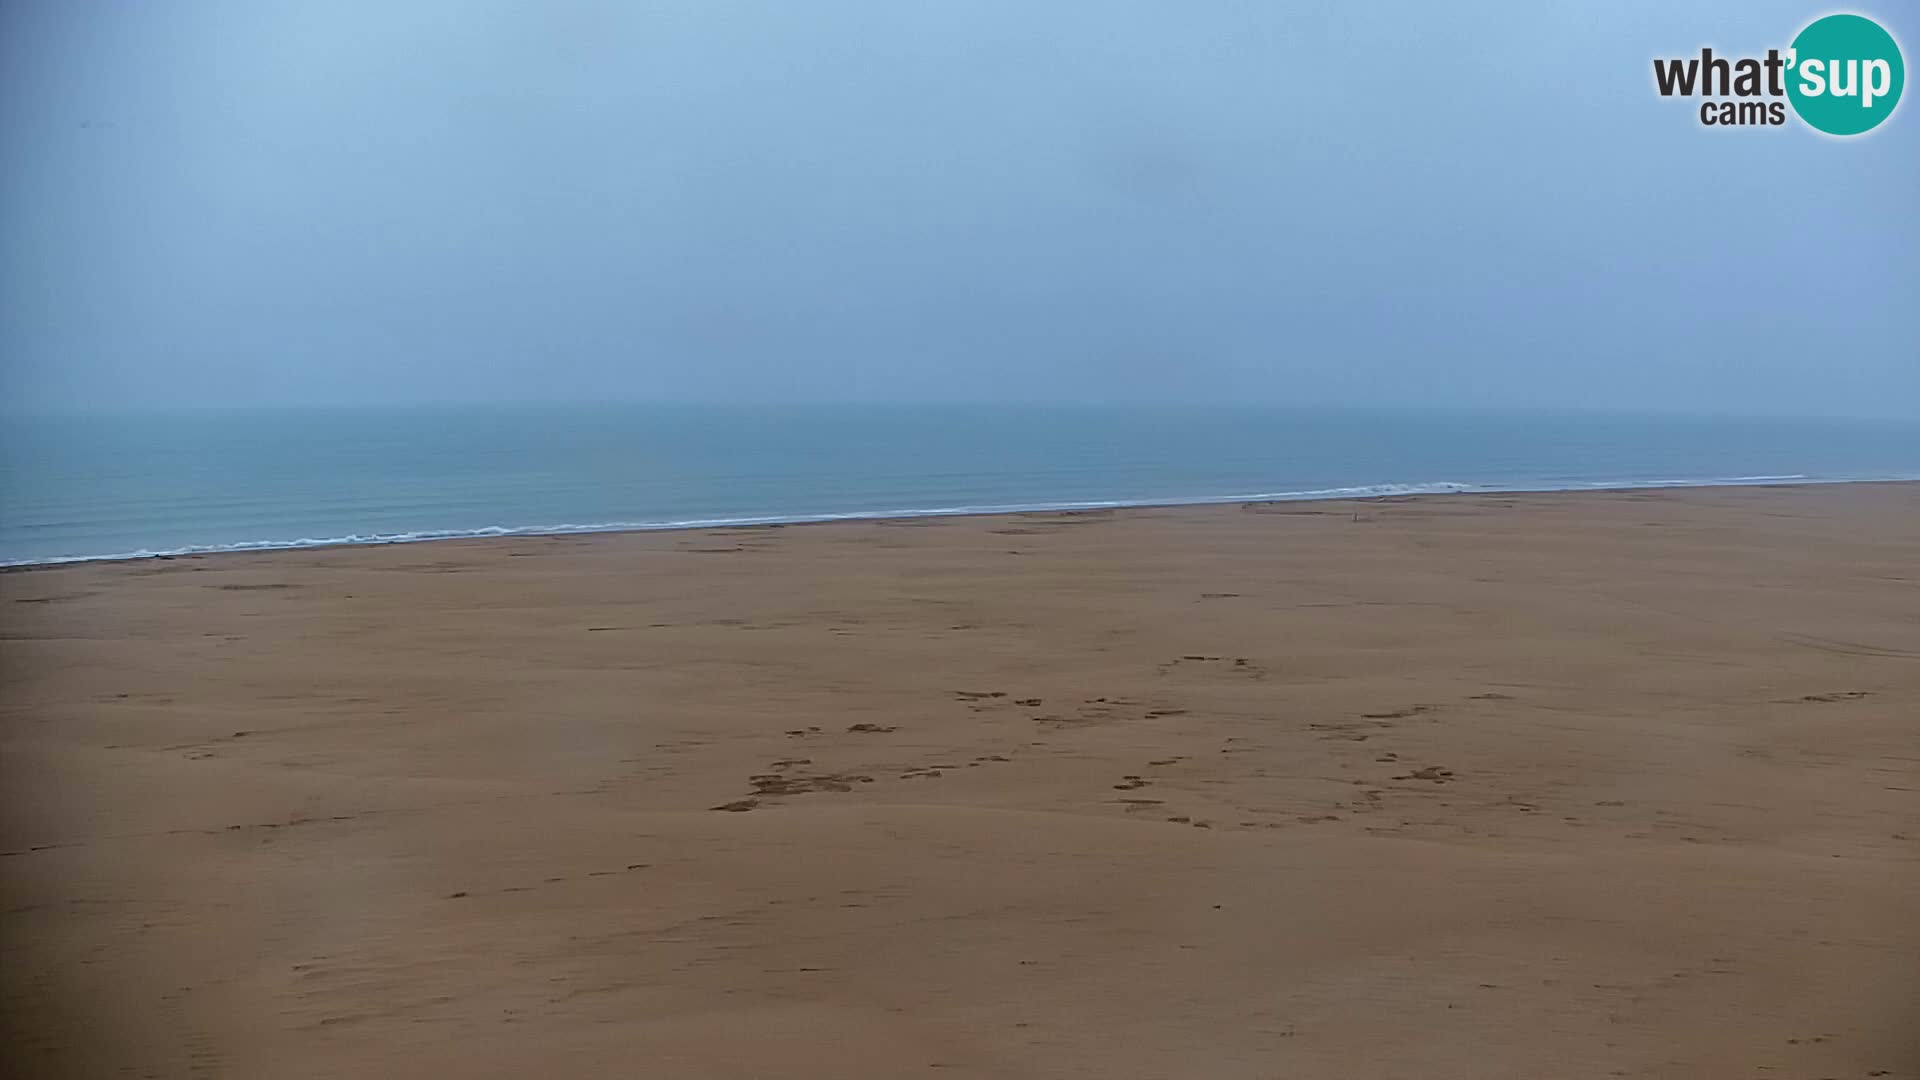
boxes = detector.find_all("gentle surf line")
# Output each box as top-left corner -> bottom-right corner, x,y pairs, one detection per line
9,472 -> 1910,569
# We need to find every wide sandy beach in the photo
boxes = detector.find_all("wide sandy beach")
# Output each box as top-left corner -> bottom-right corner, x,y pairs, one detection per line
3,482 -> 1916,1079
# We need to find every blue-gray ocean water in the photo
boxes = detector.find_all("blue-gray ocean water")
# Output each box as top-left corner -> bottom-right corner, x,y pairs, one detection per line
4,406 -> 1917,566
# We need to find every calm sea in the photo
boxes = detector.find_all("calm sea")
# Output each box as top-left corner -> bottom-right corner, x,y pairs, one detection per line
3,406 -> 1917,566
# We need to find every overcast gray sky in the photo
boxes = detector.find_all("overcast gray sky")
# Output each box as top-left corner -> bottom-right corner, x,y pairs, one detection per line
1,1 -> 1915,416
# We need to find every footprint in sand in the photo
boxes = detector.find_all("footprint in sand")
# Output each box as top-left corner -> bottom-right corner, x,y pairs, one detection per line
1364,705 -> 1435,720
750,772 -> 874,795
712,771 -> 879,809
1159,656 -> 1266,678
1799,691 -> 1871,703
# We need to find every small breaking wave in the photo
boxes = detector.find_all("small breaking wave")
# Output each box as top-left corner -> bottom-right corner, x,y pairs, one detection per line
0,473 -> 1894,568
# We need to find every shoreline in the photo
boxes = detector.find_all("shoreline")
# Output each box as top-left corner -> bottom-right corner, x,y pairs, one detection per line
6,473 -> 1916,571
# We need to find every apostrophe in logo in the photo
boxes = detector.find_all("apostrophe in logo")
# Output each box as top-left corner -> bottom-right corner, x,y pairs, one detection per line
1786,14 -> 1904,135
1652,12 -> 1904,135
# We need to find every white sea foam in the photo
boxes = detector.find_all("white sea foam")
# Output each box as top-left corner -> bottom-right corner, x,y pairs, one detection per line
3,473 -> 1902,569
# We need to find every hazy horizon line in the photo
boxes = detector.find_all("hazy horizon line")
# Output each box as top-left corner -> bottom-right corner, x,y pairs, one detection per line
6,400 -> 1918,425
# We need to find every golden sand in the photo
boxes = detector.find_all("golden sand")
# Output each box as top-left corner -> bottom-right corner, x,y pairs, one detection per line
3,483 -> 1916,1078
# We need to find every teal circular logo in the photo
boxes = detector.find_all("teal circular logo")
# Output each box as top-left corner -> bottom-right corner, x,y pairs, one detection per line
1787,14 -> 1904,135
